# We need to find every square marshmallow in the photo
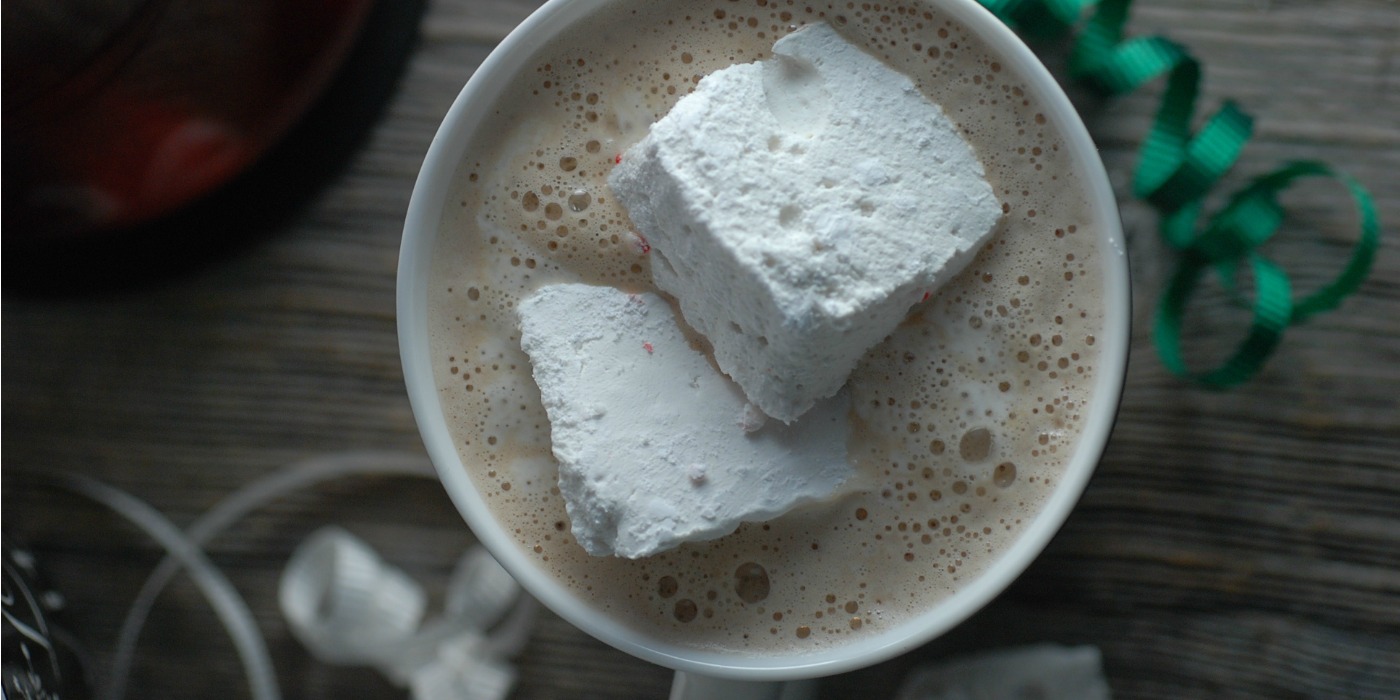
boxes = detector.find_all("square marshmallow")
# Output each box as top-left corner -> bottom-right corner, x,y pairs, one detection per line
518,283 -> 852,559
609,23 -> 1002,422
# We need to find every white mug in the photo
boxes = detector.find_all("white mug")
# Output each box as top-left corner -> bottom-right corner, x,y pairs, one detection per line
398,1 -> 1130,697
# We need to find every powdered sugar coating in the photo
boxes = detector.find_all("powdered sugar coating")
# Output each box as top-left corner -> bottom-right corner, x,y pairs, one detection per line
517,283 -> 853,558
609,23 -> 1001,422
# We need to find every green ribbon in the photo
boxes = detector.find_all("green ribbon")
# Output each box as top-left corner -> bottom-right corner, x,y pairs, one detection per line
977,0 -> 1381,388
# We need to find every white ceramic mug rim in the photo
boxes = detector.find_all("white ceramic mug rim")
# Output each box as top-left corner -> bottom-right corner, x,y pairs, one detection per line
399,0 -> 1129,681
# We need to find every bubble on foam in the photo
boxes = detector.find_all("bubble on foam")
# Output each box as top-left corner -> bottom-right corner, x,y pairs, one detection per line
674,598 -> 699,623
426,0 -> 1105,655
959,427 -> 993,463
993,461 -> 1017,488
734,562 -> 771,604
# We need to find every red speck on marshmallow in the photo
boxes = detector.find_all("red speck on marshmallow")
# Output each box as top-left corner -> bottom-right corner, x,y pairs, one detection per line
615,153 -> 623,164
643,342 -> 654,354
635,233 -> 651,254
921,291 -> 931,302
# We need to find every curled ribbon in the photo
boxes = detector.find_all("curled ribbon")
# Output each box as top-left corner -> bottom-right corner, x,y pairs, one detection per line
979,0 -> 1381,388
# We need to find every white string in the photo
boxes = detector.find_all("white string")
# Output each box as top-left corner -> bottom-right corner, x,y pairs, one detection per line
104,451 -> 437,700
60,473 -> 281,700
61,451 -> 529,700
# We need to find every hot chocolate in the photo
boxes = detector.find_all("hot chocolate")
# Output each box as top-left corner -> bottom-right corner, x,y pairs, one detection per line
426,0 -> 1108,655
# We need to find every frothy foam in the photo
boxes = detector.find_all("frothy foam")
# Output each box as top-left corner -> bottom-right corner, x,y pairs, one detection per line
426,0 -> 1105,655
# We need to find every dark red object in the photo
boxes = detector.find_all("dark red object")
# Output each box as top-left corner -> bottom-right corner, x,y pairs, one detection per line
2,0 -> 424,293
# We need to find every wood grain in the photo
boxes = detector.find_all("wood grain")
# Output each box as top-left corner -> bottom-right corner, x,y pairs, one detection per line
3,0 -> 1396,698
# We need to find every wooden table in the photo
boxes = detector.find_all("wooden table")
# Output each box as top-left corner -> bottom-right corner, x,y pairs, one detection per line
4,1 -> 1397,698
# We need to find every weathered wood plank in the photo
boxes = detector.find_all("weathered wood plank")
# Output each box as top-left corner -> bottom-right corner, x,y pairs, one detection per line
3,0 -> 1395,698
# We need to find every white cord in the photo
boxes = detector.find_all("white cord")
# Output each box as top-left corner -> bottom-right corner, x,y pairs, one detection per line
60,474 -> 281,700
104,451 -> 436,700
60,451 -> 532,700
